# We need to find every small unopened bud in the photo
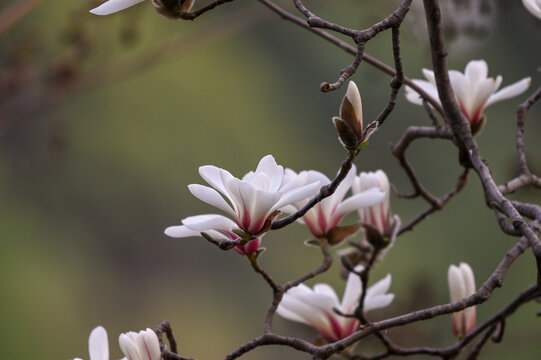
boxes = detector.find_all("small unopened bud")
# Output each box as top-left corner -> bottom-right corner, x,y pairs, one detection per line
448,263 -> 476,339
333,81 -> 378,150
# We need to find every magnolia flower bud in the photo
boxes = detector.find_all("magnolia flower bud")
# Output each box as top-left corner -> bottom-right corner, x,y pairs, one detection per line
119,328 -> 161,360
333,81 -> 378,151
448,263 -> 476,339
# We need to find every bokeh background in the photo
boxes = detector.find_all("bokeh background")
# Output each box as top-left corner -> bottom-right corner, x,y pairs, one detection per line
1,0 -> 540,359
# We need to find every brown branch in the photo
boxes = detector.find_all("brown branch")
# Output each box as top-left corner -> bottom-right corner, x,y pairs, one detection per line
499,85 -> 541,194
173,0 -> 235,20
257,0 -> 444,115
271,150 -> 356,230
292,0 -> 412,92
422,0 -> 541,266
156,320 -> 195,360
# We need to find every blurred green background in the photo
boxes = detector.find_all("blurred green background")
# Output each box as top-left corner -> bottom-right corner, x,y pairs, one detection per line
1,0 -> 540,359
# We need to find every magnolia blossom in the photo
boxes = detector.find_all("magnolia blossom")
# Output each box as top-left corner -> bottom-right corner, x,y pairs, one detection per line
353,170 -> 400,246
165,214 -> 262,255
74,326 -> 110,360
448,262 -> 476,339
277,266 -> 394,342
523,0 -> 541,19
90,0 -> 194,16
284,165 -> 385,240
118,328 -> 161,360
405,60 -> 530,132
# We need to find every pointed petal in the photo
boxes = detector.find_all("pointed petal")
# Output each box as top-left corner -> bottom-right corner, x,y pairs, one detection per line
335,188 -> 385,218
449,70 -> 473,117
199,165 -> 229,197
164,225 -> 200,238
448,265 -> 466,303
188,184 -> 235,217
254,155 -> 284,192
313,284 -> 341,306
90,0 -> 145,15
341,271 -> 362,313
240,185 -> 281,233
118,333 -> 138,360
272,182 -> 320,212
422,68 -> 436,85
405,80 -> 440,106
182,214 -> 237,232
464,60 -> 488,84
138,329 -> 161,360
364,293 -> 395,311
486,77 -> 531,106
89,326 -> 109,360
459,263 -> 476,295
366,274 -> 392,297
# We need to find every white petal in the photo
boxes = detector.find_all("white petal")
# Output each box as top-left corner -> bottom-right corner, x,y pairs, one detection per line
138,329 -> 161,360
459,263 -> 476,296
323,165 -> 357,218
486,77 -> 531,107
405,80 -> 440,106
346,81 -> 363,128
278,292 -> 330,331
449,70 -> 473,116
364,293 -> 395,311
448,265 -> 466,303
182,214 -> 237,232
199,166 -> 231,198
276,304 -> 310,324
464,60 -> 488,84
468,78 -> 499,115
90,0 -> 146,15
240,185 -> 281,233
366,274 -> 392,297
188,184 -> 235,217
313,284 -> 341,306
271,182 -> 320,212
422,68 -> 436,85
341,271 -> 362,313
335,187 -> 385,218
164,225 -> 200,238
254,155 -> 284,192
119,333 -> 139,360
89,326 -> 109,360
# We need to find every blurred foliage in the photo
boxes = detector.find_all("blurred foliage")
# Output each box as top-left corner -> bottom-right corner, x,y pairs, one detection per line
0,0 -> 540,359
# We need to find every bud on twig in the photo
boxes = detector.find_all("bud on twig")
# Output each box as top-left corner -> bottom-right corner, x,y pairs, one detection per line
333,81 -> 378,151
448,262 -> 476,339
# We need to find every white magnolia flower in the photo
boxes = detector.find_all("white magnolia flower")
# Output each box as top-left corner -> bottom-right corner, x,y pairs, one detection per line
353,170 -> 400,241
405,60 -> 530,131
165,214 -> 262,255
90,0 -> 194,16
285,165 -> 385,240
73,326 -> 110,360
448,262 -> 476,339
277,266 -> 394,342
523,0 -> 541,19
183,155 -> 319,235
118,328 -> 161,360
